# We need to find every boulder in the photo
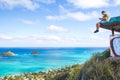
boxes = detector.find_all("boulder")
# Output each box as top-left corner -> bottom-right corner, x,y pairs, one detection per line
1,51 -> 16,56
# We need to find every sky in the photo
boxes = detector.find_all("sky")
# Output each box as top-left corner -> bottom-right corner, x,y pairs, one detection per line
0,0 -> 120,47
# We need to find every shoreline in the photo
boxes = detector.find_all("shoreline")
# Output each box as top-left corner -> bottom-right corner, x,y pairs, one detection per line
0,62 -> 83,77
0,64 -> 82,80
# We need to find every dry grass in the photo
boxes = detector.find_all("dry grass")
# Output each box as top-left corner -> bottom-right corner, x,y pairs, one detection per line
75,49 -> 120,80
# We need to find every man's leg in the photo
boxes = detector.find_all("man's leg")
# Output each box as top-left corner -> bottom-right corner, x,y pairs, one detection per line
94,22 -> 100,33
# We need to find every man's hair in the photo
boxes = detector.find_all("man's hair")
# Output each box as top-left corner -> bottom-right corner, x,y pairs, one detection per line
101,11 -> 106,13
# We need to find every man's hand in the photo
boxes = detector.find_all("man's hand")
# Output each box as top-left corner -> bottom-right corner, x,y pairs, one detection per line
99,18 -> 103,20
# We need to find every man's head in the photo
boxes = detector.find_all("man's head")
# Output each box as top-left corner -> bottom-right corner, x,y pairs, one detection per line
101,11 -> 106,15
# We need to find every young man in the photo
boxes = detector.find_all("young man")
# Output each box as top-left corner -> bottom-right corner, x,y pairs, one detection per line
94,11 -> 109,33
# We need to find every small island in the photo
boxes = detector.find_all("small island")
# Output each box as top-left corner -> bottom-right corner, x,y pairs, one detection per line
31,51 -> 39,55
1,51 -> 16,56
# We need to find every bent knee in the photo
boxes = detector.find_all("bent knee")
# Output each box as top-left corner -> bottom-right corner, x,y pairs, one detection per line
96,22 -> 100,25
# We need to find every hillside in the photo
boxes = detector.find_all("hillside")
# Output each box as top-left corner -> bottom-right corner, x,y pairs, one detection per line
75,49 -> 120,80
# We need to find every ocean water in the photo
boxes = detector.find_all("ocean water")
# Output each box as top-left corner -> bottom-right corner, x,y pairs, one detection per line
0,47 -> 107,76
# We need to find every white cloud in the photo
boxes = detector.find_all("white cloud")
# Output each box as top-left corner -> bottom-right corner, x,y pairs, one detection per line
46,15 -> 67,20
67,12 -> 91,21
46,11 -> 99,21
21,19 -> 34,25
48,25 -> 68,32
20,19 -> 38,25
36,0 -> 55,4
0,34 -> 80,45
31,35 -> 61,41
114,0 -> 120,5
0,34 -> 109,47
47,35 -> 61,41
46,5 -> 100,21
0,34 -> 62,47
46,5 -> 68,20
67,0 -> 109,9
0,0 -> 55,10
0,34 -> 61,41
59,5 -> 69,14
90,35 -> 103,40
67,11 -> 99,21
0,0 -> 38,10
0,35 -> 13,40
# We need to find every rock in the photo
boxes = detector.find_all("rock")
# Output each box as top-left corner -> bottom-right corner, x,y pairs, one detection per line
108,57 -> 120,61
32,51 -> 39,55
1,51 -> 16,56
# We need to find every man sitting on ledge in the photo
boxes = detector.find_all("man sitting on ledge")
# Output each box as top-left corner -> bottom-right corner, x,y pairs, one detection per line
94,11 -> 109,33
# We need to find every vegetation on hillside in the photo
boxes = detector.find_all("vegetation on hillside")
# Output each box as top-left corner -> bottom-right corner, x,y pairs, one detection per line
75,49 -> 120,80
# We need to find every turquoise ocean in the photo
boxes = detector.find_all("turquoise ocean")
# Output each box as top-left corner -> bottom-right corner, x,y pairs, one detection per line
0,47 -> 107,76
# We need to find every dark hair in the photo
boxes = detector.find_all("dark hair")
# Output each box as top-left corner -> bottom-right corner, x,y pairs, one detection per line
101,11 -> 106,13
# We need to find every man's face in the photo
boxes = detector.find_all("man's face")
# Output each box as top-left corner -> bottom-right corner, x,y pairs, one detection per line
102,12 -> 105,15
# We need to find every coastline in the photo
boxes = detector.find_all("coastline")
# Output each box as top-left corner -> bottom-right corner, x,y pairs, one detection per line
0,64 -> 82,80
0,47 -> 106,77
1,49 -> 118,80
0,47 -> 108,80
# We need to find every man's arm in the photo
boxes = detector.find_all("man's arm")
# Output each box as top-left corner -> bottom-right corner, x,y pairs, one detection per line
99,18 -> 103,20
